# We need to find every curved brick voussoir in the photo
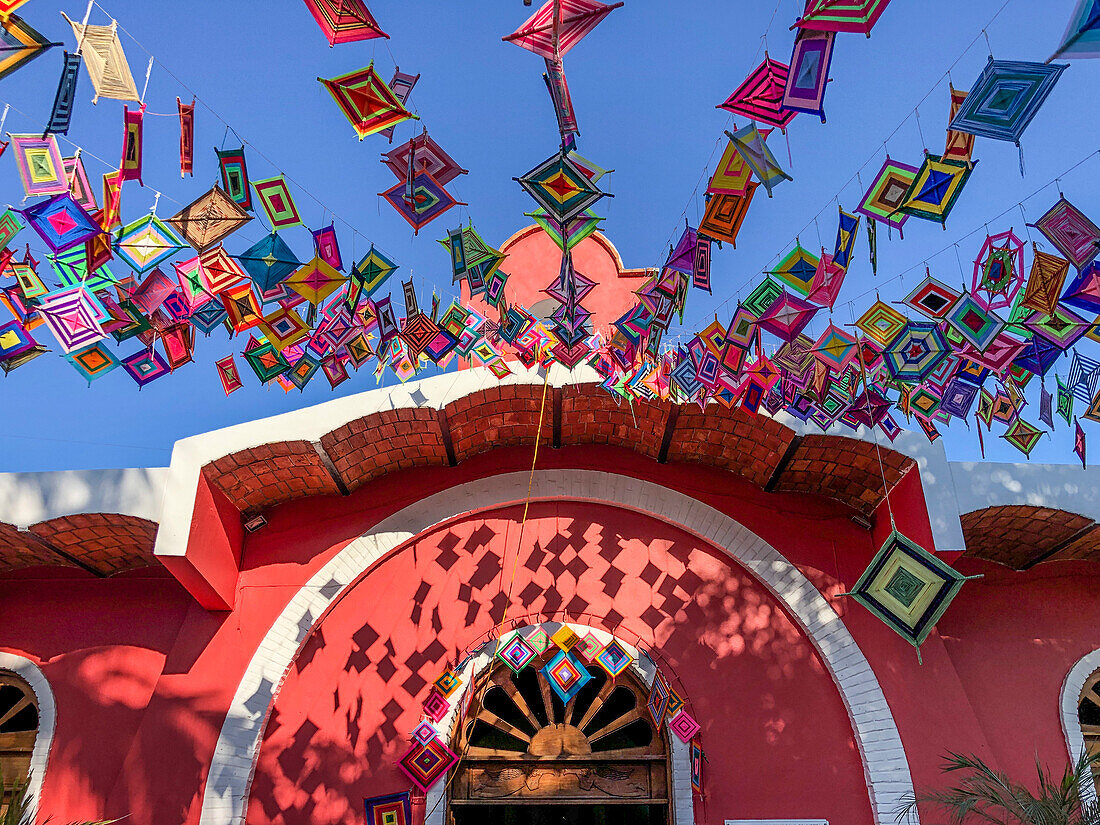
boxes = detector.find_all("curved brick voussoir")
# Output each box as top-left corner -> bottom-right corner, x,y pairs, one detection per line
203,440 -> 339,514
319,407 -> 447,493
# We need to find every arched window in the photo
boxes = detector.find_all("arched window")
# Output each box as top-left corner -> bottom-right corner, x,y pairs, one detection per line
0,672 -> 38,812
450,660 -> 671,825
1079,671 -> 1100,790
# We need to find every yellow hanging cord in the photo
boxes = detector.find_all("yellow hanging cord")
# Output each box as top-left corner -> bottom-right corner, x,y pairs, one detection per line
423,365 -> 552,821
498,366 -> 552,630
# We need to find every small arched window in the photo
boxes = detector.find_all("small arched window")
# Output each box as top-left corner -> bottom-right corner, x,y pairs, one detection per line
0,672 -> 38,810
1078,671 -> 1100,790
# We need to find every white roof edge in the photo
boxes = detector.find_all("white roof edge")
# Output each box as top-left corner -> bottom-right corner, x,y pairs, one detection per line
165,364 -> 602,469
949,459 -> 1100,521
0,467 -> 169,530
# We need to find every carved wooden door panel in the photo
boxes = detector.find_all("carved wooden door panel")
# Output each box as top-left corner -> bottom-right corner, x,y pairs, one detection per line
450,659 -> 670,819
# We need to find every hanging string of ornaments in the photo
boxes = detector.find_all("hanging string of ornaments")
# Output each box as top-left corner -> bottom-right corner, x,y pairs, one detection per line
3,0 -> 1100,816
0,0 -> 1096,477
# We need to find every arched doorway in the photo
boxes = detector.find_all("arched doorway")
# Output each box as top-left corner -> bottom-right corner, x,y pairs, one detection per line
1079,670 -> 1100,791
449,657 -> 671,825
0,672 -> 38,815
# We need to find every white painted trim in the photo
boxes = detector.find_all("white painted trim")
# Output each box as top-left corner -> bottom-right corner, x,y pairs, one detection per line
0,468 -> 168,530
153,364 -> 593,561
951,461 -> 1100,523
1061,647 -> 1100,806
0,653 -> 55,825
424,622 -> 693,825
197,471 -> 917,825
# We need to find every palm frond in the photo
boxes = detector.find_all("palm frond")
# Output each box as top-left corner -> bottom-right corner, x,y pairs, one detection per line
896,750 -> 1100,825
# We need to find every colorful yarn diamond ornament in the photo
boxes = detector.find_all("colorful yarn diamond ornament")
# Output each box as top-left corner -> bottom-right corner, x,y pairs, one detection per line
35,286 -> 107,353
768,244 -> 819,295
433,670 -> 462,699
1051,0 -> 1100,60
526,627 -> 551,653
669,709 -> 701,743
303,0 -> 388,46
319,63 -> 416,140
502,0 -> 622,60
381,172 -> 462,235
1001,418 -> 1046,458
856,156 -> 918,235
382,130 -> 467,185
11,134 -> 68,197
516,148 -> 610,225
727,124 -> 792,198
169,186 -> 251,253
0,15 -> 55,83
65,341 -> 118,382
121,347 -> 170,388
883,321 -> 950,382
1032,196 -> 1100,269
62,11 -> 138,103
114,214 -> 186,273
551,625 -> 580,651
396,737 -> 458,793
363,792 -> 410,825
903,273 -> 960,318
253,176 -> 303,229
897,153 -> 975,226
646,670 -> 671,725
216,147 -> 252,210
793,0 -> 893,35
0,320 -> 37,364
717,54 -> 796,131
971,229 -> 1024,311
542,650 -> 591,702
698,185 -> 757,246
949,58 -> 1067,149
843,529 -> 971,658
594,639 -> 633,678
497,633 -> 538,674
782,28 -> 835,121
22,193 -> 100,252
236,232 -> 301,294
421,689 -> 450,724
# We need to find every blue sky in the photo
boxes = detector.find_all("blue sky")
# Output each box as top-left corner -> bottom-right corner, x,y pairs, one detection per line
0,0 -> 1096,470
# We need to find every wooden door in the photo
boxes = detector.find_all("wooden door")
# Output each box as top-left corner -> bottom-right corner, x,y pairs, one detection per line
0,673 -> 37,817
449,657 -> 671,821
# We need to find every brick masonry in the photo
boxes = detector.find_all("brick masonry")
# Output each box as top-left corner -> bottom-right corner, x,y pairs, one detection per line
558,383 -> 669,456
320,408 -> 447,493
0,522 -> 67,572
666,405 -> 795,487
204,440 -> 340,514
28,513 -> 159,576
444,384 -> 554,463
196,388 -> 917,520
775,434 -> 914,514
961,505 -> 1099,569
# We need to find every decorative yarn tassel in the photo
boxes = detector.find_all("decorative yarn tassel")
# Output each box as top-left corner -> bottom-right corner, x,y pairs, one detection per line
1018,142 -> 1025,177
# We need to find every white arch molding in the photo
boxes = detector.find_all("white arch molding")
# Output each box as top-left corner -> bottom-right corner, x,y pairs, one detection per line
197,470 -> 919,825
425,621 -> 693,825
0,652 -> 56,824
1061,647 -> 1100,806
